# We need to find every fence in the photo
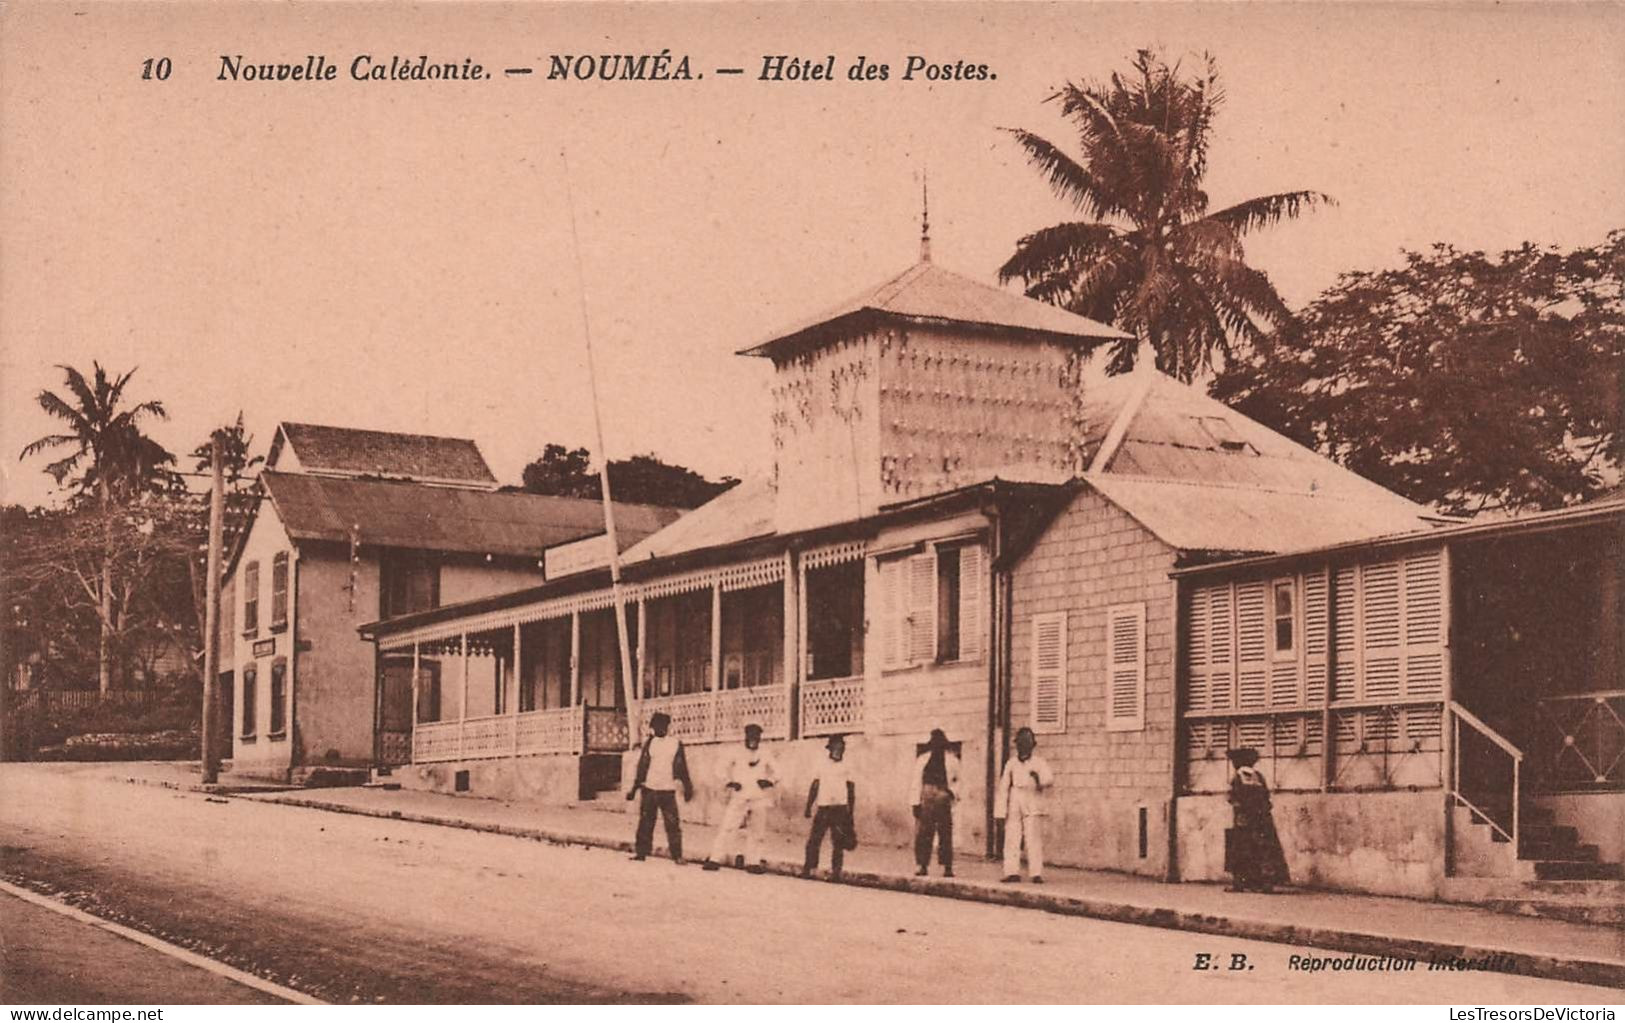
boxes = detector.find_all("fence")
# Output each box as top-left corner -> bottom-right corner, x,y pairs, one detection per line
8,689 -> 166,714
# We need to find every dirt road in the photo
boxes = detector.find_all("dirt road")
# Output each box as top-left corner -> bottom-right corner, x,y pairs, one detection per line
1,764 -> 1617,1004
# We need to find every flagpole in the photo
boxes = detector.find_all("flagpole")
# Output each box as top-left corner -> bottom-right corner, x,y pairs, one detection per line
560,149 -> 641,749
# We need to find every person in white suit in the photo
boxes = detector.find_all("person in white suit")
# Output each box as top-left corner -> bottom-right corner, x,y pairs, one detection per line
994,726 -> 1055,883
702,723 -> 778,873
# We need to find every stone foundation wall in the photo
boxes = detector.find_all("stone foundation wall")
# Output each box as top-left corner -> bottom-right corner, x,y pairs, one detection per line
1176,789 -> 1446,898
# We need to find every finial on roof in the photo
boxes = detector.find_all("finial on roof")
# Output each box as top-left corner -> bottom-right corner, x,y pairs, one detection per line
920,169 -> 931,263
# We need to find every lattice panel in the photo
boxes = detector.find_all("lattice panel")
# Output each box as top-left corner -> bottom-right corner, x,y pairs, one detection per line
717,685 -> 789,740
584,707 -> 629,752
800,677 -> 865,737
516,706 -> 582,756
640,692 -> 713,742
461,715 -> 516,760
413,721 -> 462,763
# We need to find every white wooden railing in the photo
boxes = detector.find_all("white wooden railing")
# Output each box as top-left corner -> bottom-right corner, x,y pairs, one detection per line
639,684 -> 790,744
800,676 -> 865,737
413,705 -> 585,764
1449,700 -> 1523,846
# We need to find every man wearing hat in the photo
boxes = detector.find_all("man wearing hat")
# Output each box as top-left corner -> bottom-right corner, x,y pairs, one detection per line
802,733 -> 857,878
702,722 -> 779,873
909,728 -> 961,877
626,711 -> 693,862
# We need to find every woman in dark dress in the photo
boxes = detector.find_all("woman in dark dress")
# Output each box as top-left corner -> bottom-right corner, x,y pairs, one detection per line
1225,747 -> 1290,892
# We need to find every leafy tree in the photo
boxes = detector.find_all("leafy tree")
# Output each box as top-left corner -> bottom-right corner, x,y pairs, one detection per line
520,443 -> 738,509
999,49 -> 1332,381
18,364 -> 176,691
1213,234 -> 1625,514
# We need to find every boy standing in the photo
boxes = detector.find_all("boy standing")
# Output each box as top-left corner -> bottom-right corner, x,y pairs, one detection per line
702,722 -> 778,873
802,733 -> 856,879
627,711 -> 693,862
994,726 -> 1055,883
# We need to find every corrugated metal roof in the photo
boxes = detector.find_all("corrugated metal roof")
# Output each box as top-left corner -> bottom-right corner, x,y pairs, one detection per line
274,423 -> 497,485
262,471 -> 683,558
1083,473 -> 1439,555
620,477 -> 778,563
739,261 -> 1130,358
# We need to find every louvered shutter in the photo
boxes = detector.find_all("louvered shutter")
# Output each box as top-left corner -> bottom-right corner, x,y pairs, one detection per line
1187,585 -> 1212,713
906,552 -> 937,665
1361,561 -> 1402,700
957,544 -> 984,661
1303,569 -> 1329,706
1235,582 -> 1268,709
1332,566 -> 1358,701
1106,603 -> 1146,732
1208,585 -> 1235,710
879,559 -> 903,669
1031,611 -> 1067,733
1402,550 -> 1445,700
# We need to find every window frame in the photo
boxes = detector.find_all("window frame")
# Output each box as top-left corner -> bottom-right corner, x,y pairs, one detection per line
270,551 -> 289,632
1271,578 -> 1296,659
268,657 -> 287,738
242,561 -> 259,636
240,665 -> 258,738
878,540 -> 987,672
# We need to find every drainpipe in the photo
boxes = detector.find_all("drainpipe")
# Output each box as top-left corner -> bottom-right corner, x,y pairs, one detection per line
288,547 -> 300,781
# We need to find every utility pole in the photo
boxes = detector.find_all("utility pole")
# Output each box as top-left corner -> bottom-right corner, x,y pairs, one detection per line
200,432 -> 224,784
561,148 -> 640,747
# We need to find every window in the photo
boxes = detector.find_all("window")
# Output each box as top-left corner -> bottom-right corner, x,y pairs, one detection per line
1105,603 -> 1146,732
880,542 -> 985,669
381,551 -> 440,618
1030,611 -> 1067,733
1273,580 -> 1295,655
242,561 -> 259,635
240,666 -> 257,737
270,552 -> 289,631
269,658 -> 287,736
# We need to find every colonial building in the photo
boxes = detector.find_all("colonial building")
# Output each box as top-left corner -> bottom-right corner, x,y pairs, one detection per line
221,422 -> 681,781
362,242 -> 1533,893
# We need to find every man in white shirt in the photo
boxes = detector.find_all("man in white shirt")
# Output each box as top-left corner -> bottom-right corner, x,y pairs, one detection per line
702,722 -> 778,873
994,726 -> 1056,883
802,733 -> 856,878
627,711 -> 693,862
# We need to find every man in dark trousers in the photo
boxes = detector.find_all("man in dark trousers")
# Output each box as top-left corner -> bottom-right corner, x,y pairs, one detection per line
627,711 -> 693,862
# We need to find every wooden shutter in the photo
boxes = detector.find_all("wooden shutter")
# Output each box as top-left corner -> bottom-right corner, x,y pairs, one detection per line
1235,581 -> 1268,709
1031,611 -> 1067,733
1303,569 -> 1329,706
1361,561 -> 1402,700
957,543 -> 984,661
1106,603 -> 1146,732
1402,549 -> 1445,700
879,559 -> 904,669
906,552 -> 937,665
1186,584 -> 1212,713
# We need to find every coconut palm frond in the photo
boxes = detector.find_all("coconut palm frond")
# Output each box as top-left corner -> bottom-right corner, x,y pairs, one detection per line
1001,129 -> 1131,224
1207,191 -> 1336,237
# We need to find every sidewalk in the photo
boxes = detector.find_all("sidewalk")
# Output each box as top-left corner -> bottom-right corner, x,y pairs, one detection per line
164,778 -> 1625,990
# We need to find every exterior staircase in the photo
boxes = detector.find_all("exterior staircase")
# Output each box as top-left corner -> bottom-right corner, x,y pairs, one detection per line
1449,801 -> 1624,924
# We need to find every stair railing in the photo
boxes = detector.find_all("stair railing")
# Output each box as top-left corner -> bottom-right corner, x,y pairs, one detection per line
1449,700 -> 1524,847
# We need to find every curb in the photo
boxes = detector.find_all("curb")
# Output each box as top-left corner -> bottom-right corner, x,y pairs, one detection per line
245,792 -> 1625,991
115,773 -> 300,796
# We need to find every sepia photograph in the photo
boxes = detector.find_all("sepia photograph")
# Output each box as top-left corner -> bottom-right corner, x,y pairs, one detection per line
0,0 -> 1621,1009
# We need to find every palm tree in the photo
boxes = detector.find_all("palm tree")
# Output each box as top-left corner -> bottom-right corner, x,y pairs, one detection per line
1000,49 -> 1332,381
20,363 -> 174,691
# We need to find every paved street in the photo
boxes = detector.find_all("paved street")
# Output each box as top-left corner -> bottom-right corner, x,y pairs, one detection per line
0,764 -> 1618,1004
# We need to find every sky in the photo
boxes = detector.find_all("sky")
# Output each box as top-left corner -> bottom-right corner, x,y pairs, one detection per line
3,1 -> 1622,509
